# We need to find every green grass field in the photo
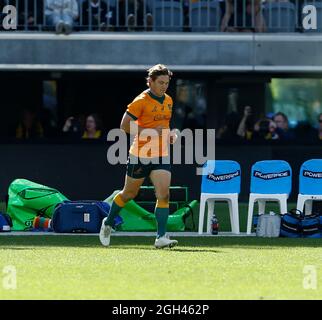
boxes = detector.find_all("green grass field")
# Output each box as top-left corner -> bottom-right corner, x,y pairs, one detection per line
0,236 -> 321,300
1,202 -> 321,300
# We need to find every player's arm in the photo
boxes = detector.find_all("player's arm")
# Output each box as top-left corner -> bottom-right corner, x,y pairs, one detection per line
122,98 -> 147,135
120,112 -> 145,135
120,112 -> 135,134
120,111 -> 165,136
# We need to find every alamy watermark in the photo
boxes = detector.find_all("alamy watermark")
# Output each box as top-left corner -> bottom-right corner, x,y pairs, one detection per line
106,125 -> 216,176
265,4 -> 318,30
2,265 -> 17,290
303,5 -> 318,30
303,265 -> 317,290
1,5 -> 16,30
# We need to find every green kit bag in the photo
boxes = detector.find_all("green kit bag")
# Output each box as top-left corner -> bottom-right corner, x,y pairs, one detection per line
105,191 -> 197,232
7,179 -> 68,231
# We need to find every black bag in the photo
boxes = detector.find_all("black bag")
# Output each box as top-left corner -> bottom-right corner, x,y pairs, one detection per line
280,209 -> 302,238
301,214 -> 320,238
280,209 -> 321,238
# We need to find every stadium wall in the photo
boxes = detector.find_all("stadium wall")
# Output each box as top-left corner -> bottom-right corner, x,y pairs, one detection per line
1,33 -> 322,72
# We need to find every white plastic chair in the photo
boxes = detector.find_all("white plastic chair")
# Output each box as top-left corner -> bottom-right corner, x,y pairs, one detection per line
296,159 -> 322,215
246,160 -> 292,235
198,160 -> 241,235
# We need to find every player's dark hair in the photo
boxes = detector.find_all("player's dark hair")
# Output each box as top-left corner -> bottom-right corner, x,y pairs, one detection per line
146,64 -> 173,82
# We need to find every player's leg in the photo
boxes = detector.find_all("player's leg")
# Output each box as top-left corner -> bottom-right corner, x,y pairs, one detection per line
150,169 -> 171,238
99,174 -> 145,246
106,174 -> 145,226
100,156 -> 147,246
149,169 -> 178,248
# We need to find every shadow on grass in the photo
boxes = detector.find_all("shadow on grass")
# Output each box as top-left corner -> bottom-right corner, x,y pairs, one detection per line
169,248 -> 221,253
107,246 -> 221,253
0,236 -> 321,249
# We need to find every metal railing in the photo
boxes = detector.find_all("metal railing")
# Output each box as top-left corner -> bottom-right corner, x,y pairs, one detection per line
0,0 -> 321,32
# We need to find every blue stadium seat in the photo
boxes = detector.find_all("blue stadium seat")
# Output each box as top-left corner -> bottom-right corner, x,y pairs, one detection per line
199,160 -> 241,234
297,159 -> 322,214
263,2 -> 296,32
151,1 -> 183,32
250,160 -> 292,195
190,1 -> 222,32
246,160 -> 292,234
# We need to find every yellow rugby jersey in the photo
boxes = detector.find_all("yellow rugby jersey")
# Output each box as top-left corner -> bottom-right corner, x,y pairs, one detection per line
126,89 -> 173,158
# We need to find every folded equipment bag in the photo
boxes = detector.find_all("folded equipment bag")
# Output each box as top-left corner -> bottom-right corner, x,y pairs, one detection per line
52,201 -> 111,233
7,179 -> 68,231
